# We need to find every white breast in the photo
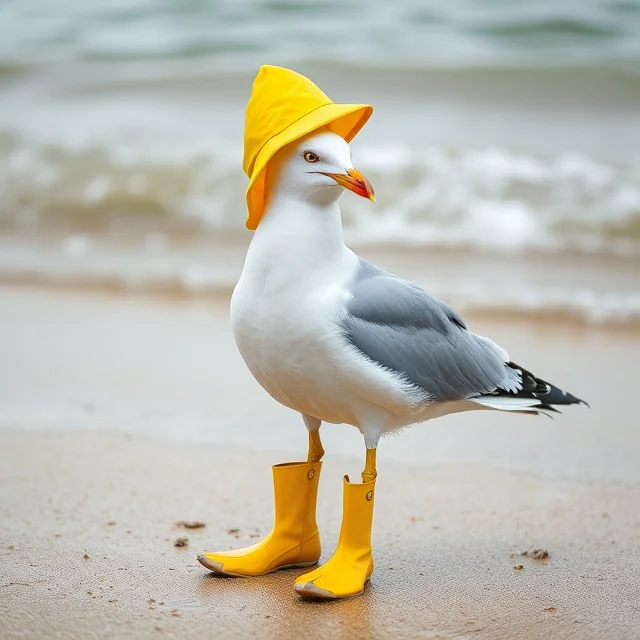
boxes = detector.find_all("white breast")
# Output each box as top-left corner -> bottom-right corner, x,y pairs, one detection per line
230,235 -> 360,423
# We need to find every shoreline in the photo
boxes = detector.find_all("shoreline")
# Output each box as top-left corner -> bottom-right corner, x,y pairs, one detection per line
3,277 -> 640,332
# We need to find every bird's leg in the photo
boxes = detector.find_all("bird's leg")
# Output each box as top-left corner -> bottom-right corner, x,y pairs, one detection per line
303,414 -> 324,463
307,428 -> 325,463
361,447 -> 377,483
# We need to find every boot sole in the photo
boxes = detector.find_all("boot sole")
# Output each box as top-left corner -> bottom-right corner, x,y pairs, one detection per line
197,554 -> 318,577
294,576 -> 371,601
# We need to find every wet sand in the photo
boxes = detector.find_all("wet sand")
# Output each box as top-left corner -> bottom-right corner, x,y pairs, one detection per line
1,285 -> 640,639
2,284 -> 639,483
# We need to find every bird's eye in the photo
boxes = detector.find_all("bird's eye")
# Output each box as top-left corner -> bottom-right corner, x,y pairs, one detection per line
303,151 -> 319,163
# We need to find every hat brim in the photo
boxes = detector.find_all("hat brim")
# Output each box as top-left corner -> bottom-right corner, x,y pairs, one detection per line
245,102 -> 372,230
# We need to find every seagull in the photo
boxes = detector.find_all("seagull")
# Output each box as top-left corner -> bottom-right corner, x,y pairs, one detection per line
198,128 -> 586,600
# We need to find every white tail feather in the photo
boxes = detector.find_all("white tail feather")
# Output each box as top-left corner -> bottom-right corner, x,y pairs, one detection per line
470,396 -> 543,413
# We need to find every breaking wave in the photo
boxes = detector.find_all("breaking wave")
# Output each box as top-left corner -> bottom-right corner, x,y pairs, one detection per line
2,133 -> 640,257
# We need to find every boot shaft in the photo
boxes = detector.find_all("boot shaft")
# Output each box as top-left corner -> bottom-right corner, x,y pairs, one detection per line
272,461 -> 322,543
336,475 -> 376,553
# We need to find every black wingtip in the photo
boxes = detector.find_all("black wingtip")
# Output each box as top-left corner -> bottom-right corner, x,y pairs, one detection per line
506,362 -> 589,409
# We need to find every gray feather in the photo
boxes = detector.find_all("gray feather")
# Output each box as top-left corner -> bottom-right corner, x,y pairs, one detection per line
342,258 -> 519,402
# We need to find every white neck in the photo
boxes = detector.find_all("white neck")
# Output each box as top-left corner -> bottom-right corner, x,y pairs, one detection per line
234,192 -> 355,306
251,192 -> 346,269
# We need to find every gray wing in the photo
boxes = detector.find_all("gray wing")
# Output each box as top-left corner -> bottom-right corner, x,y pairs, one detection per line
342,258 -> 520,402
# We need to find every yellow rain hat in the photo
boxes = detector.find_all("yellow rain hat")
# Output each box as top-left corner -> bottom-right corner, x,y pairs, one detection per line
243,65 -> 372,230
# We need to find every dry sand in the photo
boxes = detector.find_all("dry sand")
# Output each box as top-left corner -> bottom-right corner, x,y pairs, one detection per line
1,431 -> 639,640
1,285 -> 640,639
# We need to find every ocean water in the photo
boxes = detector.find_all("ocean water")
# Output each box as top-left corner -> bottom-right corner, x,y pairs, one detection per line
1,0 -> 639,324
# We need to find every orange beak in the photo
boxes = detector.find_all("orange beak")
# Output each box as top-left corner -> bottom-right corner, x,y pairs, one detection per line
319,168 -> 375,202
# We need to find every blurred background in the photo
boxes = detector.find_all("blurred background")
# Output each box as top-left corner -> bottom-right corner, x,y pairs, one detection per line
1,0 -> 639,480
2,0 -> 640,320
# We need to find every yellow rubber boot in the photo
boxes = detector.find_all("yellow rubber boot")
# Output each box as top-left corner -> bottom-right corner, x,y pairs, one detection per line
294,475 -> 375,599
198,461 -> 322,576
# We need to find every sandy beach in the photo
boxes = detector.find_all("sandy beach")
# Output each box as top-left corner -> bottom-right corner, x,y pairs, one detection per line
2,3 -> 640,637
1,284 -> 639,639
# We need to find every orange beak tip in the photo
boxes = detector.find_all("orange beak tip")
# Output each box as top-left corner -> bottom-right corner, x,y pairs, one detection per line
321,168 -> 375,202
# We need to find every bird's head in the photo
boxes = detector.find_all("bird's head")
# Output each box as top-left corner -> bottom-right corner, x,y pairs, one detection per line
266,130 -> 375,207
